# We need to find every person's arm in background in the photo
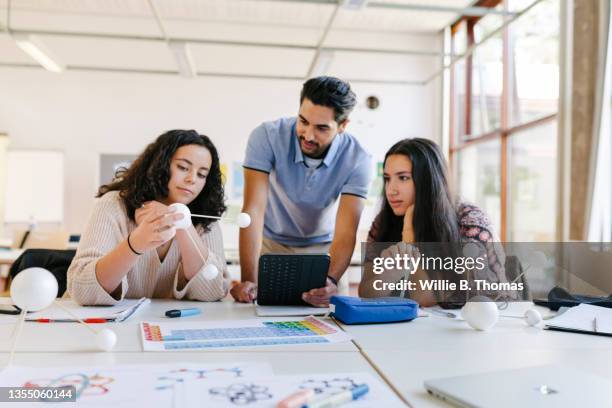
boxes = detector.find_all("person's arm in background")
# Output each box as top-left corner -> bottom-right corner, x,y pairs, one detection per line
231,169 -> 269,302
303,194 -> 364,307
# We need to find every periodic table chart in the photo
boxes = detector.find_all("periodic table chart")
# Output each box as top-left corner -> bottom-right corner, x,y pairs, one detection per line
140,316 -> 352,351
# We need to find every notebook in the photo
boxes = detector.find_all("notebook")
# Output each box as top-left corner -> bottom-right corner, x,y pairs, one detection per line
25,297 -> 150,323
545,303 -> 612,336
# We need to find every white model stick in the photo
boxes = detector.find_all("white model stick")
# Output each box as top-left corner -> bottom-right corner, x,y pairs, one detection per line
53,302 -> 117,351
185,230 -> 208,264
53,301 -> 98,334
184,231 -> 219,281
191,214 -> 221,220
6,308 -> 28,368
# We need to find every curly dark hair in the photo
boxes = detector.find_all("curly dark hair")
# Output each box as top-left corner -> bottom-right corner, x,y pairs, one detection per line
97,130 -> 226,231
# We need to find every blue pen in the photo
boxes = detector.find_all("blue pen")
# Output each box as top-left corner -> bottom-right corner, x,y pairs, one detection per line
305,384 -> 369,408
165,308 -> 201,318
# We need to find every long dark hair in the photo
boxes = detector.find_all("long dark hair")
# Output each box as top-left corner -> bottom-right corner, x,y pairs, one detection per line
98,129 -> 226,231
374,138 -> 460,243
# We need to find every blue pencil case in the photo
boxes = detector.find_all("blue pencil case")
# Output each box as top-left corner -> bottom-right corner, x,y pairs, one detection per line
329,296 -> 419,324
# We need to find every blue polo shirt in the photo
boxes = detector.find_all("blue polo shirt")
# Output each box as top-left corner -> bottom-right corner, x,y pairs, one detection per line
244,117 -> 373,247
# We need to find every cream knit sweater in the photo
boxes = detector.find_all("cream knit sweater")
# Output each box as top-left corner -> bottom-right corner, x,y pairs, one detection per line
67,191 -> 229,305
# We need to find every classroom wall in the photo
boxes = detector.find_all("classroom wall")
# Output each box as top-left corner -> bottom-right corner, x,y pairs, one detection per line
0,66 -> 440,248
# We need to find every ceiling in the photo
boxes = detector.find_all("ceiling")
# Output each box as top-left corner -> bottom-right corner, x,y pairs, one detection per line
0,0 -> 491,83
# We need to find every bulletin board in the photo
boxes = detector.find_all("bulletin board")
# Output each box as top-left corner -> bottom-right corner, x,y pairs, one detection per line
4,150 -> 64,223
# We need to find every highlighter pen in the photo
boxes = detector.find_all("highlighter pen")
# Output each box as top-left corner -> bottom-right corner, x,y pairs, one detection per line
305,384 -> 369,408
276,389 -> 315,408
165,308 -> 201,318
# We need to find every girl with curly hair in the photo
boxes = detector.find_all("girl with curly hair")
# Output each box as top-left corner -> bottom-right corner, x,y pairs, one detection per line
67,130 -> 229,305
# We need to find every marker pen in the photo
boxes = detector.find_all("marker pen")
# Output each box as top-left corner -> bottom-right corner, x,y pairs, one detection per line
165,308 -> 201,318
305,384 -> 369,408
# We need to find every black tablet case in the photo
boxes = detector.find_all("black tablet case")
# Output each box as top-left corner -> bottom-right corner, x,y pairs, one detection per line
257,254 -> 330,306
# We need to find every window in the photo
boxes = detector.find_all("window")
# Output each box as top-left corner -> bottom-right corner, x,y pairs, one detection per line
449,0 -> 560,241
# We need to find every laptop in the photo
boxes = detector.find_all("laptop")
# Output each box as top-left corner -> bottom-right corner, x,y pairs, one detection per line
424,365 -> 611,408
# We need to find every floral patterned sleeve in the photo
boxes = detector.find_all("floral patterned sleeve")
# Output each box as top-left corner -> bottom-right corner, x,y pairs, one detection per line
458,203 -> 510,288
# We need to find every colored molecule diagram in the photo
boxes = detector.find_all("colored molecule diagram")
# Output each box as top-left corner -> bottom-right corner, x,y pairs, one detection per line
156,367 -> 244,390
24,372 -> 114,399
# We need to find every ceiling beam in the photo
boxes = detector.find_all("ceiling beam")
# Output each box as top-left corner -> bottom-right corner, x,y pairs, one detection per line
248,0 -> 516,17
423,0 -> 544,85
367,1 -> 515,17
0,27 -> 447,57
0,61 -> 423,85
306,3 -> 339,78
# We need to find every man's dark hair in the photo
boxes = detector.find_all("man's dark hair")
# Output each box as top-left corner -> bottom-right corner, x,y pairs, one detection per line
300,76 -> 357,123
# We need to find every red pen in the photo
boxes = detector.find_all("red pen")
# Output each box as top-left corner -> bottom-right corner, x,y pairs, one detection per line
34,318 -> 110,323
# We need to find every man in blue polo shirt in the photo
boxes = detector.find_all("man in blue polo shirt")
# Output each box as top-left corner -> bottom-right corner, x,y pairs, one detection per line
231,76 -> 373,307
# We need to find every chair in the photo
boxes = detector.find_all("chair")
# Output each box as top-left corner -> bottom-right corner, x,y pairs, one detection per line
8,249 -> 76,297
504,255 -> 531,301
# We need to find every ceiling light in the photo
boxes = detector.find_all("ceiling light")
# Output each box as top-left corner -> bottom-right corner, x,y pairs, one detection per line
311,50 -> 335,77
168,41 -> 197,78
341,0 -> 369,10
13,34 -> 65,73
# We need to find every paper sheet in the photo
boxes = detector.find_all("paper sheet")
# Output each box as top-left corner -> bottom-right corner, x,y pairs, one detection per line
545,303 -> 612,334
0,362 -> 273,408
140,316 -> 351,351
183,371 -> 405,408
255,304 -> 328,317
0,365 -> 155,407
25,297 -> 150,322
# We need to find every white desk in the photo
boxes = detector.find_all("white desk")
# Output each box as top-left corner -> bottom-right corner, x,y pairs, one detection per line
0,298 -> 408,407
0,299 -> 356,353
1,299 -> 611,408
339,302 -> 612,407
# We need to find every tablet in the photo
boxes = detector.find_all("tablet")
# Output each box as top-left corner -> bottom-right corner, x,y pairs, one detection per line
256,253 -> 330,306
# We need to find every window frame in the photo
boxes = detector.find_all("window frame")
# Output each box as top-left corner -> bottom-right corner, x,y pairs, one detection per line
449,0 -> 558,241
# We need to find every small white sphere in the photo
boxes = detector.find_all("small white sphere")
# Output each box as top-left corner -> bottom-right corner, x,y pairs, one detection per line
95,329 -> 117,352
236,212 -> 251,228
461,296 -> 499,331
524,309 -> 543,326
202,264 -> 219,280
169,203 -> 192,229
10,268 -> 58,311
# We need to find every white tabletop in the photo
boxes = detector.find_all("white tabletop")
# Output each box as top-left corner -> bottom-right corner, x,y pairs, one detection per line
338,302 -> 612,407
2,298 -> 611,408
0,299 -> 357,353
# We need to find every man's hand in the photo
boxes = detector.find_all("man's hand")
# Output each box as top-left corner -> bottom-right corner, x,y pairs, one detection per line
302,277 -> 338,307
230,281 -> 258,303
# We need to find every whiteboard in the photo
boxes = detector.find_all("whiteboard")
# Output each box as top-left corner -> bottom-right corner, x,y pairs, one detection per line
4,150 -> 64,223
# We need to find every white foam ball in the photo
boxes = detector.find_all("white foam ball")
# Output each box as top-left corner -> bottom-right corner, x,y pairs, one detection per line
169,203 -> 192,229
202,264 -> 219,280
10,267 -> 58,311
95,329 -> 117,352
524,309 -> 542,326
236,212 -> 251,228
461,296 -> 499,331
